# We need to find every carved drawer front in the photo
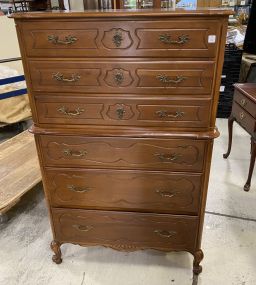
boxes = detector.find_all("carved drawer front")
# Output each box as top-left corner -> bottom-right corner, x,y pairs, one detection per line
35,96 -> 211,128
45,168 -> 202,215
232,103 -> 256,134
39,135 -> 206,171
52,208 -> 199,252
29,60 -> 214,95
234,90 -> 256,119
21,20 -> 220,58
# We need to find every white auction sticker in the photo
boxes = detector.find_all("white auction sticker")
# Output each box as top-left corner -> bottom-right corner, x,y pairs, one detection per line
208,35 -> 216,43
220,86 -> 225,92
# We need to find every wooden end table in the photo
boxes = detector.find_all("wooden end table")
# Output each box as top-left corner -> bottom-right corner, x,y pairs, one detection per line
223,83 -> 256,191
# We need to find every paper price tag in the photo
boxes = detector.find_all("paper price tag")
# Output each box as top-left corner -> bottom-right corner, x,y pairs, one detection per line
208,35 -> 216,43
220,86 -> 225,92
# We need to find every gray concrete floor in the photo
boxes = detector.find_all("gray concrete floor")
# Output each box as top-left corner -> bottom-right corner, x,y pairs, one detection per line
0,118 -> 255,285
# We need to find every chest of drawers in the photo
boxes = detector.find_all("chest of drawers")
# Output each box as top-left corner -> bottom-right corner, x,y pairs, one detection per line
224,83 -> 256,192
13,9 -> 231,275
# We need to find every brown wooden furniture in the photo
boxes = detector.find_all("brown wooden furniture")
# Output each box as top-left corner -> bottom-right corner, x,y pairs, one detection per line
224,83 -> 256,191
12,8 -> 231,275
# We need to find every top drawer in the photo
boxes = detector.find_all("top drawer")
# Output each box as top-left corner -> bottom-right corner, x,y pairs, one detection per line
20,20 -> 221,58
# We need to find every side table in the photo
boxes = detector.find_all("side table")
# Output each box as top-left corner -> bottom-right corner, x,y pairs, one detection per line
223,83 -> 256,191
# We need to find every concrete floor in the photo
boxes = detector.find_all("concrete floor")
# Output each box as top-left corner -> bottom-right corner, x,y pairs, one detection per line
0,118 -> 255,285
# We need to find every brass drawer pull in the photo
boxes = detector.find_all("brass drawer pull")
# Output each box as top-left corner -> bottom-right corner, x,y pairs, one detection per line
155,189 -> 179,198
156,75 -> 186,85
58,106 -> 84,116
63,149 -> 87,157
72,225 -> 93,232
240,112 -> 245,120
52,72 -> 81,83
154,230 -> 177,238
154,152 -> 181,162
48,35 -> 77,45
114,70 -> 124,85
155,110 -> 185,119
240,98 -> 247,106
67,185 -> 91,193
159,34 -> 189,45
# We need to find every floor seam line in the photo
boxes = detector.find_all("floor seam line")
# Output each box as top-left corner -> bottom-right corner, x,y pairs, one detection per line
205,210 -> 256,223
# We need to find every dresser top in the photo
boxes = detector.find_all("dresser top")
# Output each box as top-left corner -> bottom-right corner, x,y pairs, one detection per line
11,8 -> 233,19
234,83 -> 256,104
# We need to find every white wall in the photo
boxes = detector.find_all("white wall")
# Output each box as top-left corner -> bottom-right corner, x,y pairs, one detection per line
0,16 -> 23,74
69,0 -> 84,10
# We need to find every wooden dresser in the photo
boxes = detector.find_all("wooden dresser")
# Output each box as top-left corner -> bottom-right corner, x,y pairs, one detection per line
12,9 -> 231,274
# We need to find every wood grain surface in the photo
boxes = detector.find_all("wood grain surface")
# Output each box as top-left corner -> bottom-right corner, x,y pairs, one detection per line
0,131 -> 41,211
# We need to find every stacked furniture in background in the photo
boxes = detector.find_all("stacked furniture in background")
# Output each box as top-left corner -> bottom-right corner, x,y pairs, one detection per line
217,43 -> 243,118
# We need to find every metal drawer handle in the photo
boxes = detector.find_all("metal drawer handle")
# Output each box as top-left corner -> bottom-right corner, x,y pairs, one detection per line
114,70 -> 124,85
154,230 -> 177,238
156,75 -> 186,85
57,106 -> 84,116
155,110 -> 185,119
63,149 -> 87,157
240,112 -> 245,120
240,99 -> 247,106
72,225 -> 93,232
52,72 -> 81,82
48,35 -> 77,45
155,189 -> 179,198
159,34 -> 189,45
154,152 -> 181,162
67,185 -> 91,193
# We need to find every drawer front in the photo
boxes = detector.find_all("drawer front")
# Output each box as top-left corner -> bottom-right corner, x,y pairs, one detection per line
21,20 -> 220,58
233,103 -> 256,134
35,96 -> 211,128
45,168 -> 202,215
29,61 -> 214,95
234,90 -> 256,119
39,136 -> 206,171
52,208 -> 198,252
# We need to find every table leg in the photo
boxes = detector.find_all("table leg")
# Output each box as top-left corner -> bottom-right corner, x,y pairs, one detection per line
46,0 -> 51,9
244,137 -> 256,192
223,116 -> 235,159
58,0 -> 65,10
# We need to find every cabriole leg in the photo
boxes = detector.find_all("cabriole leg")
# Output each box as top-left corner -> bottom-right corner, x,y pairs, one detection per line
223,116 -> 235,159
193,249 -> 204,275
244,138 -> 256,192
50,240 -> 62,264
